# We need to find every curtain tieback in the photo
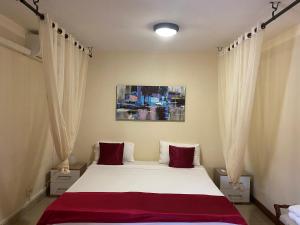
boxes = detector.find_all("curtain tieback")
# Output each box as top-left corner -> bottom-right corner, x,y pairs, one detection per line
58,159 -> 70,174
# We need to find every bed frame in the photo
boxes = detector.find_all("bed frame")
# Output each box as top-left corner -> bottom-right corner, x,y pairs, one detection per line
274,204 -> 290,225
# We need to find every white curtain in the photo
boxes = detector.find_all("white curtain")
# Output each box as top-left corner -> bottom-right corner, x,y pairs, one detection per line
40,15 -> 89,172
218,28 -> 264,184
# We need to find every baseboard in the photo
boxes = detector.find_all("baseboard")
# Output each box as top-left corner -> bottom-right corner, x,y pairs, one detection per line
0,187 -> 46,225
251,195 -> 277,223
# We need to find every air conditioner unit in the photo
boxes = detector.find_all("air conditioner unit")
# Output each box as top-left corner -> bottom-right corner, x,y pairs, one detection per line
25,31 -> 42,60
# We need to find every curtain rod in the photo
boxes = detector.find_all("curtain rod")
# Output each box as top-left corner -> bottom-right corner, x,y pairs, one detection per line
18,0 -> 45,20
261,0 -> 300,29
220,0 -> 300,52
17,0 -> 93,58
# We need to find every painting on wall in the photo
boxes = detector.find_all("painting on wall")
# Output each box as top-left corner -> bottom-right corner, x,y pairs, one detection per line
116,85 -> 185,121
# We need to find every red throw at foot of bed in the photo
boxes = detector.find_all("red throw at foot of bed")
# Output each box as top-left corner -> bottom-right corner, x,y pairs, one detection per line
37,192 -> 247,225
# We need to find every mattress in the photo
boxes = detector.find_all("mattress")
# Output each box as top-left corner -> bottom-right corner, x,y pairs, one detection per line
55,161 -> 239,225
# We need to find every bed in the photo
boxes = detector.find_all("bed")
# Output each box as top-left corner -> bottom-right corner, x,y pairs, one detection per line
37,161 -> 247,225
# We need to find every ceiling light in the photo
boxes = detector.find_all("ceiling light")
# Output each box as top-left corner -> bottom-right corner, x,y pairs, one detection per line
153,23 -> 179,37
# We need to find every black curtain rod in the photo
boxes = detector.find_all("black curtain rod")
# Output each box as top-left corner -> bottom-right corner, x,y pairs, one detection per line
17,0 -> 93,57
51,23 -> 83,50
19,0 -> 44,20
222,0 -> 300,52
261,0 -> 300,29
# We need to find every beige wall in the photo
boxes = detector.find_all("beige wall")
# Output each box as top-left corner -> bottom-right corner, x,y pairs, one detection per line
245,25 -> 300,212
74,52 -> 224,174
0,11 -> 298,224
0,17 -> 55,222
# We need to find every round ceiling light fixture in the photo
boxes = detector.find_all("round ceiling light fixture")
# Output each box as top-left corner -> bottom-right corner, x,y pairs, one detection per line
153,23 -> 179,37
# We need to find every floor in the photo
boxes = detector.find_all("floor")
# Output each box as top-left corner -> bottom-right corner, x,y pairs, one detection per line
236,204 -> 274,225
8,196 -> 274,225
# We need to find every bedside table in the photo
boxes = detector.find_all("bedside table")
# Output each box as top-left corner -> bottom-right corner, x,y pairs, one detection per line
214,168 -> 251,203
50,162 -> 87,196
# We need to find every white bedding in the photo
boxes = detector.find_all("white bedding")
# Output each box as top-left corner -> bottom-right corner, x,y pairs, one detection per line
56,161 -> 238,225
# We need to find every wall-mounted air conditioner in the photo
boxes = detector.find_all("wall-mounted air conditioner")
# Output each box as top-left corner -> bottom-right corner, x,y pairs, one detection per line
0,36 -> 31,55
25,32 -> 42,60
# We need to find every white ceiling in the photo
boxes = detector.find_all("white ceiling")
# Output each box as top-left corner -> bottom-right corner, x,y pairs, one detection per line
0,0 -> 300,52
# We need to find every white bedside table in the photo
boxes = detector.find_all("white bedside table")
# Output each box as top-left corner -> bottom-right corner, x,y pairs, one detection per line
50,162 -> 87,196
214,168 -> 252,203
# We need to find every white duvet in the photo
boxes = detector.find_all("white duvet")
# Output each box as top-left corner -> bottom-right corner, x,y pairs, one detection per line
68,162 -> 223,195
56,161 -> 238,225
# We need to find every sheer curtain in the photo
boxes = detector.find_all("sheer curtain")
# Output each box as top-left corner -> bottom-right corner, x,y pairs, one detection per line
218,28 -> 264,184
40,15 -> 89,172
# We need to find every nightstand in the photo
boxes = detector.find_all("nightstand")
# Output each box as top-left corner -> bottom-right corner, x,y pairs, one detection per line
50,162 -> 87,196
214,168 -> 251,203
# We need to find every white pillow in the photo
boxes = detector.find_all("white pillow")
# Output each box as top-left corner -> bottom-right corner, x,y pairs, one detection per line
159,140 -> 200,166
94,141 -> 135,162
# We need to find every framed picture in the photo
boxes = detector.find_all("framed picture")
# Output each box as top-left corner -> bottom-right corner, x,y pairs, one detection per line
116,85 -> 185,121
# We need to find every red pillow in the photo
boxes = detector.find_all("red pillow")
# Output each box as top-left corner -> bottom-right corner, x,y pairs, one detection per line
98,142 -> 124,165
169,145 -> 195,168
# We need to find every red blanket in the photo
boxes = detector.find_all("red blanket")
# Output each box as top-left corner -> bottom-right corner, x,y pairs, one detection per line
37,192 -> 247,225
